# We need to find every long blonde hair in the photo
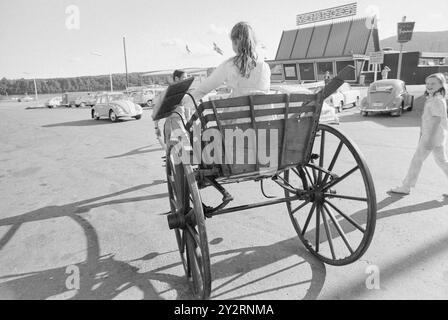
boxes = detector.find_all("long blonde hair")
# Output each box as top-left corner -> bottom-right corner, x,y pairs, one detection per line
230,22 -> 258,78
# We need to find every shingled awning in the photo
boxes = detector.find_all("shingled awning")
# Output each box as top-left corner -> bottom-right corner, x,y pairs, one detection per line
275,17 -> 379,61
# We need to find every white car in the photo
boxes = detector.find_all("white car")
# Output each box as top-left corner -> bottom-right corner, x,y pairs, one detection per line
270,84 -> 339,124
328,82 -> 361,113
45,96 -> 62,108
91,92 -> 143,122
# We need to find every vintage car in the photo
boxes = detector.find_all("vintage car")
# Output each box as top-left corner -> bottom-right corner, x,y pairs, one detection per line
61,92 -> 97,108
127,86 -> 166,107
360,79 -> 414,117
17,95 -> 34,102
270,84 -> 339,124
91,92 -> 143,122
328,82 -> 361,113
45,96 -> 63,108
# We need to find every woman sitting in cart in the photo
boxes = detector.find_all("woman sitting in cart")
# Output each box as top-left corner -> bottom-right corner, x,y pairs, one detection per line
184,21 -> 271,114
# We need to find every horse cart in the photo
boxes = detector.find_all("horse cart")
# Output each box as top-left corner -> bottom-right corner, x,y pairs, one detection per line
152,66 -> 377,299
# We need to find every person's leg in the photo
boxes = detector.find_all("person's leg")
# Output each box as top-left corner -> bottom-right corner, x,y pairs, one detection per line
396,142 -> 431,192
432,144 -> 448,179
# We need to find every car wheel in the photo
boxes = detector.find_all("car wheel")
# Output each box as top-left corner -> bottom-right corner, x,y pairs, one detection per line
134,115 -> 142,120
361,111 -> 368,117
70,104 -> 76,108
92,109 -> 100,120
391,104 -> 403,117
146,100 -> 152,108
109,110 -> 118,122
79,102 -> 86,108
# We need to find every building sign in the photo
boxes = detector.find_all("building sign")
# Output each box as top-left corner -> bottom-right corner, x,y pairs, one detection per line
296,3 -> 357,26
368,51 -> 384,64
397,22 -> 415,43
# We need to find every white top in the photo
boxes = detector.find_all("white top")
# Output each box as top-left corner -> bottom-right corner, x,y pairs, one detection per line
189,56 -> 271,105
421,93 -> 448,145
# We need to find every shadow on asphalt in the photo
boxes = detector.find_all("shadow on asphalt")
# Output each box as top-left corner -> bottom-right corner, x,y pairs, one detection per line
1,182 -> 447,299
42,119 -> 116,127
105,145 -> 164,160
0,180 -> 168,300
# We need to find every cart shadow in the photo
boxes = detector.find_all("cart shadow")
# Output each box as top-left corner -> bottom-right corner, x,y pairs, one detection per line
148,237 -> 327,300
0,181 -> 170,300
105,145 -> 164,159
302,195 -> 448,254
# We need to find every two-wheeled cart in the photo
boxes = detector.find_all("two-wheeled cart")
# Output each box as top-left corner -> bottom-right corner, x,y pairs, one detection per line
153,66 -> 377,299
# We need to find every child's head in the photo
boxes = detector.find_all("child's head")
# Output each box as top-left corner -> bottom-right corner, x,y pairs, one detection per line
425,73 -> 447,97
172,70 -> 187,83
230,22 -> 258,78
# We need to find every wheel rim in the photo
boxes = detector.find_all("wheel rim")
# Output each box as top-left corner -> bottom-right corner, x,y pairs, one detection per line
166,147 -> 211,299
110,111 -> 117,121
284,124 -> 376,266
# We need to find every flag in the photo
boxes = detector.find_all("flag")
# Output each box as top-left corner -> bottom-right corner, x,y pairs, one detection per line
213,42 -> 224,55
186,45 -> 191,54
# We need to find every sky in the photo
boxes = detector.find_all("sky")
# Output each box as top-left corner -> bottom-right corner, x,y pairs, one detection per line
0,0 -> 447,79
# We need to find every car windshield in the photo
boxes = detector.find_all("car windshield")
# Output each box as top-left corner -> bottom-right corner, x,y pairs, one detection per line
108,94 -> 129,101
370,84 -> 395,93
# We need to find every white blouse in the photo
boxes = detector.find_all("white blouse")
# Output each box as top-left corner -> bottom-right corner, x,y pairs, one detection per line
190,56 -> 271,105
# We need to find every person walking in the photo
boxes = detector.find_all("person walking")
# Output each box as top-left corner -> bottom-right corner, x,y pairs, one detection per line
390,73 -> 448,195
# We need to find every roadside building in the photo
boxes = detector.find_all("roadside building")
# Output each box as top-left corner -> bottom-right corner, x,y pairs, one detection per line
269,17 -> 448,85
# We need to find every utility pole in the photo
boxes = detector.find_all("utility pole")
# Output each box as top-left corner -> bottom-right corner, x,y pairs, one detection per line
123,36 -> 129,89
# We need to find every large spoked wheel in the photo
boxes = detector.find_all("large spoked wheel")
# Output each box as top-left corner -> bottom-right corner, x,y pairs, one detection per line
284,124 -> 376,266
166,146 -> 211,299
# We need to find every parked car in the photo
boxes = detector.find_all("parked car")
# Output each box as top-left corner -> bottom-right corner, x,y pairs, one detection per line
91,92 -> 143,122
127,86 -> 166,107
360,79 -> 414,117
328,82 -> 361,113
17,95 -> 34,102
45,96 -> 63,108
61,92 -> 97,108
270,84 -> 339,124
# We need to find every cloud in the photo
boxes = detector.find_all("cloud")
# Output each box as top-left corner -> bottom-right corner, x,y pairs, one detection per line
161,38 -> 185,47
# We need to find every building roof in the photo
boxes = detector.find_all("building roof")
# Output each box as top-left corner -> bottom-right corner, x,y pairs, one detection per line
275,17 -> 379,61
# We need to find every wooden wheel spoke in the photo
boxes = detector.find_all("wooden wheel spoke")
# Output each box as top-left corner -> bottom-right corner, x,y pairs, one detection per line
301,202 -> 317,236
318,130 -> 325,184
315,204 -> 321,252
324,193 -> 368,202
322,165 -> 359,192
321,205 -> 336,260
291,200 -> 310,215
322,141 -> 344,186
304,166 -> 315,186
325,200 -> 366,233
291,167 -> 301,178
323,204 -> 354,254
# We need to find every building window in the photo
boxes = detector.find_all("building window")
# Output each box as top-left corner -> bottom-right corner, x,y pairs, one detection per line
336,61 -> 356,80
299,63 -> 315,81
317,62 -> 334,80
284,64 -> 298,80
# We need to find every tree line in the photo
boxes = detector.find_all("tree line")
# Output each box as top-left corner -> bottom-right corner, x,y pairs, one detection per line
0,72 -> 173,96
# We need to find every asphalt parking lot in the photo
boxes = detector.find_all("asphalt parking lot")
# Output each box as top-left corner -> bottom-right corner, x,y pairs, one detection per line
1,86 -> 448,300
